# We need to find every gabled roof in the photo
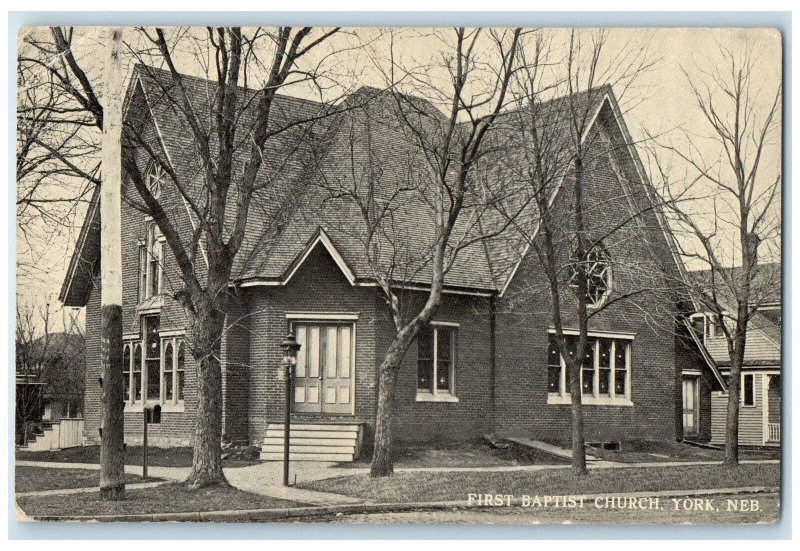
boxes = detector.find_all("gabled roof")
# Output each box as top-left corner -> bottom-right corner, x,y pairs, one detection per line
682,317 -> 727,391
60,66 -> 675,307
688,262 -> 782,350
59,185 -> 100,307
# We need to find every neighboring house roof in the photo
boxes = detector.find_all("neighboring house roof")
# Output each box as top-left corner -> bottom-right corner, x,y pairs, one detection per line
682,318 -> 727,391
59,65 -> 674,308
685,262 -> 781,371
689,262 -> 782,347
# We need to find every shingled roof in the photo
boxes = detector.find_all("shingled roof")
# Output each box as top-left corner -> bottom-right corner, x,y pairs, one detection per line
60,65 -> 634,306
688,262 -> 782,348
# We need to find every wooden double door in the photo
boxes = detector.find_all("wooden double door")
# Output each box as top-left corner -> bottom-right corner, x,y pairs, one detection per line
291,322 -> 355,415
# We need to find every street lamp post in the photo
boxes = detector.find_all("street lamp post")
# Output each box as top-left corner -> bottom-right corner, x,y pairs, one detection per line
279,333 -> 301,487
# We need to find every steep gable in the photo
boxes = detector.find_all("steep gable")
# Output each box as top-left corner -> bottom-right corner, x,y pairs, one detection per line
61,67 -> 687,307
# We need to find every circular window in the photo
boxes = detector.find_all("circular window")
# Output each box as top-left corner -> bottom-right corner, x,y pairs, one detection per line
146,163 -> 166,199
569,243 -> 611,308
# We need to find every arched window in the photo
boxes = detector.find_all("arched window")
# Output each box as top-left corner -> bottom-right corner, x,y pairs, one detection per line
133,343 -> 142,401
146,162 -> 166,199
176,341 -> 185,401
123,344 -> 131,402
164,341 -> 174,402
569,243 -> 612,308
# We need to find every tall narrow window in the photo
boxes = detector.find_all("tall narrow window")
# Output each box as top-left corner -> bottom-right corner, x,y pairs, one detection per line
123,344 -> 131,402
598,339 -> 612,396
133,343 -> 142,401
143,315 -> 161,401
416,324 -> 457,398
138,244 -> 148,302
176,341 -> 185,401
547,337 -> 561,393
581,341 -> 595,395
436,327 -> 454,392
742,373 -> 755,406
417,329 -> 434,392
163,341 -> 174,402
145,223 -> 162,297
614,341 -> 628,396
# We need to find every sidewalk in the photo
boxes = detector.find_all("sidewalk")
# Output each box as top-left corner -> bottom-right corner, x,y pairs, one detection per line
17,457 -> 780,504
16,459 -> 360,506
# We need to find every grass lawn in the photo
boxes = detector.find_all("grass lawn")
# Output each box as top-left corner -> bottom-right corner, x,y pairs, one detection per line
300,463 -> 780,503
16,445 -> 260,468
17,482 -> 302,519
340,439 -> 569,469
585,440 -> 782,464
16,466 -> 157,493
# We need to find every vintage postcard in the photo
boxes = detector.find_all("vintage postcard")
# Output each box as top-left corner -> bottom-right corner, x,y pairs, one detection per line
15,25 -> 781,526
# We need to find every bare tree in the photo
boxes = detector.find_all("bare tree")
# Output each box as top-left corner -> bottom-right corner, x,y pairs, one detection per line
314,27 -> 523,477
652,39 -> 781,466
17,30 -> 101,282
30,26 -> 349,488
493,29 -> 661,474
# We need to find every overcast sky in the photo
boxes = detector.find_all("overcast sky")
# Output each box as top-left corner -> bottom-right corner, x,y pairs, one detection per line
15,26 -> 782,333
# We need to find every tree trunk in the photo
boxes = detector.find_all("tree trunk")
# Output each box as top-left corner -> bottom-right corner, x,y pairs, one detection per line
186,302 -> 229,488
568,360 -> 588,475
370,328 -> 419,477
724,351 -> 743,466
99,26 -> 126,501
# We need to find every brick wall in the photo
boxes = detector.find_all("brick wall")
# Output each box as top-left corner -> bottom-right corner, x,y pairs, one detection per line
83,83 -> 198,447
373,290 -> 495,444
493,119 -> 684,444
244,244 -> 379,444
83,283 -> 102,443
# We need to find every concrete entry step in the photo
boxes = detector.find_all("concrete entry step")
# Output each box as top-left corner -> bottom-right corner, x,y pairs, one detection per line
261,444 -> 356,454
264,429 -> 357,440
262,437 -> 358,447
261,421 -> 363,462
266,423 -> 361,432
259,452 -> 355,462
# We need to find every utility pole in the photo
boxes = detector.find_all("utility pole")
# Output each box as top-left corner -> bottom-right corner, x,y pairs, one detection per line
99,26 -> 126,501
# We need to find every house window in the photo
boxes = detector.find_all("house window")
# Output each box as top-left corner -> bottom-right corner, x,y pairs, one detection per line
417,324 -> 457,399
138,222 -> 164,301
163,341 -> 174,402
177,342 -> 185,401
143,315 -> 161,402
124,330 -> 185,407
133,343 -> 142,401
123,345 -> 131,402
569,244 -> 611,308
547,333 -> 631,404
742,373 -> 755,406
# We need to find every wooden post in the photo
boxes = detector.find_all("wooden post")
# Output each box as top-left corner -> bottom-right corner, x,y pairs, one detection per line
99,26 -> 126,501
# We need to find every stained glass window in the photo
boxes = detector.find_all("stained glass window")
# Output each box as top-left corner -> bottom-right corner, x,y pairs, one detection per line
569,244 -> 611,307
